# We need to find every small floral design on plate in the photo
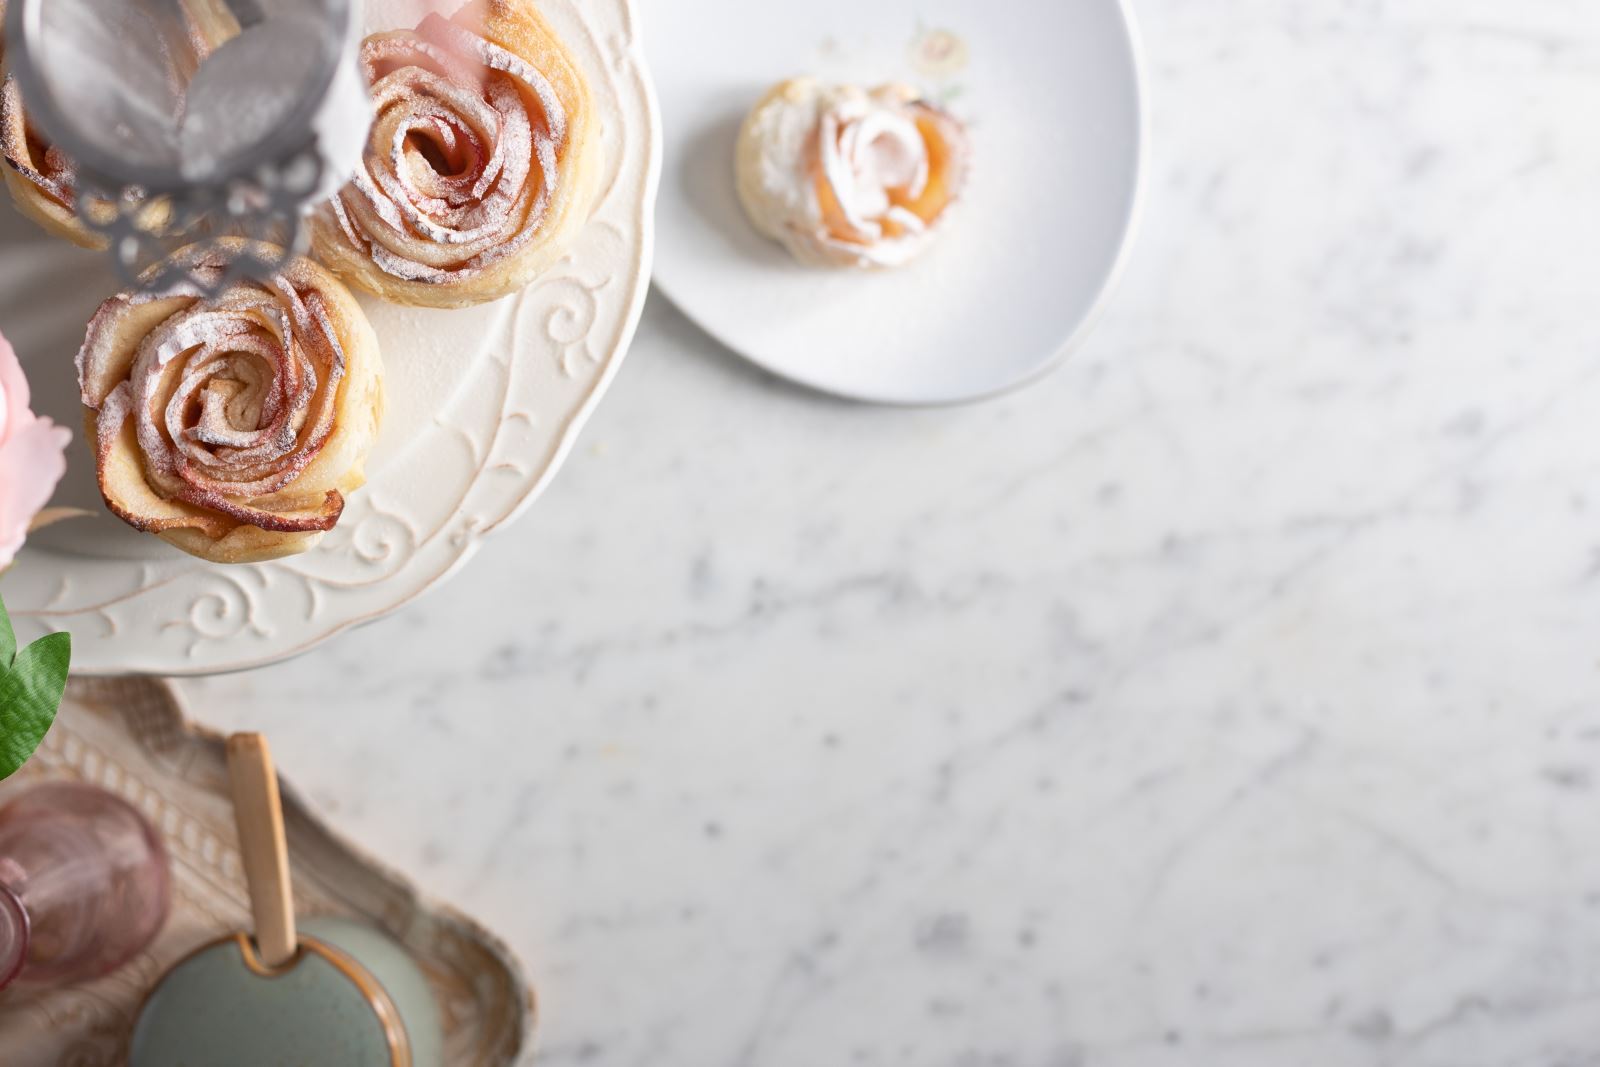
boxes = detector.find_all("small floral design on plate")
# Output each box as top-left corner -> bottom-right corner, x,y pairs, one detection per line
910,25 -> 970,107
910,27 -> 970,78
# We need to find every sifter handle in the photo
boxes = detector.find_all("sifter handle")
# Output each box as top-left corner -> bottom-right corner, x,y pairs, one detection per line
225,733 -> 298,968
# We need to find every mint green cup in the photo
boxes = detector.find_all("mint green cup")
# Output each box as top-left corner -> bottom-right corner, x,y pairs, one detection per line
129,916 -> 443,1067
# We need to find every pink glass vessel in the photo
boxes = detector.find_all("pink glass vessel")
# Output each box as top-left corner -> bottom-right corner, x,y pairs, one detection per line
0,782 -> 171,991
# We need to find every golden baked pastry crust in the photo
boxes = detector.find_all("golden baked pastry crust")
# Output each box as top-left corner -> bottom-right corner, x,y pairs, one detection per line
311,0 -> 599,308
78,242 -> 384,565
736,77 -> 970,269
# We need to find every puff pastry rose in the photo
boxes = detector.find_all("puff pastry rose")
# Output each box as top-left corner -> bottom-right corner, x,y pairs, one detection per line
311,0 -> 598,308
77,242 -> 383,564
736,78 -> 970,269
0,0 -> 231,248
0,0 -> 98,247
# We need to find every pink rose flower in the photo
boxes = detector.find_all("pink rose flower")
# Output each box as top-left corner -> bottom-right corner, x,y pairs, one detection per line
0,329 -> 71,569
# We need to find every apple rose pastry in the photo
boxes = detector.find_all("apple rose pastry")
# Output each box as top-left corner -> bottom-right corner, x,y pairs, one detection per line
0,0 -> 232,248
736,78 -> 970,269
0,0 -> 100,249
310,0 -> 598,308
77,242 -> 383,565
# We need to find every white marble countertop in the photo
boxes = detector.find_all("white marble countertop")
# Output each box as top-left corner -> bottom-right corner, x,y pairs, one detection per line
184,2 -> 1600,1064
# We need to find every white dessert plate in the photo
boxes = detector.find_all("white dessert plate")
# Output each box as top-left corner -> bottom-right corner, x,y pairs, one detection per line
647,0 -> 1145,405
0,0 -> 661,675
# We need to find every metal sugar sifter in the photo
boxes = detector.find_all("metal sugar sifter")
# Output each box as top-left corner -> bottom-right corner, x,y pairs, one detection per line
3,0 -> 370,292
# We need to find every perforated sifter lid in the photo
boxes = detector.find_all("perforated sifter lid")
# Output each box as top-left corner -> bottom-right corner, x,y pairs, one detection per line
3,0 -> 368,291
7,0 -> 353,187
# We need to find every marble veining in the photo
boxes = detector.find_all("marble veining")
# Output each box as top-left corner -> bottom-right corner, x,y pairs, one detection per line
185,2 -> 1600,1065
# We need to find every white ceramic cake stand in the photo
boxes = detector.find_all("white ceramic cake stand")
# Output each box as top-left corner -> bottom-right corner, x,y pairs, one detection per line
0,0 -> 661,674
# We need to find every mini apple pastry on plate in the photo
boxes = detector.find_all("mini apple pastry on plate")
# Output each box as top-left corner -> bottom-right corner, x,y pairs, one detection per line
736,77 -> 971,269
77,242 -> 383,565
0,1 -> 110,249
0,0 -> 234,248
311,0 -> 599,308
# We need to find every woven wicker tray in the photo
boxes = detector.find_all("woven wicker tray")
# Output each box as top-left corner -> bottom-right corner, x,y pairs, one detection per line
0,676 -> 534,1066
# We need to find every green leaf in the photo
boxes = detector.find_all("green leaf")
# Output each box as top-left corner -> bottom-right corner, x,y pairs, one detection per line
0,630 -> 70,781
0,592 -> 15,670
